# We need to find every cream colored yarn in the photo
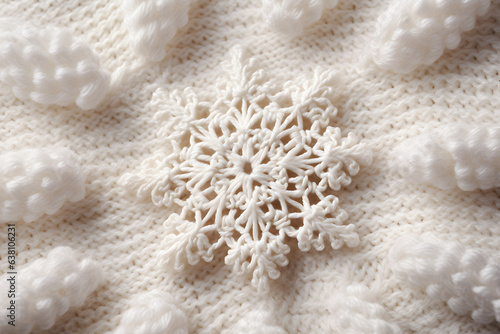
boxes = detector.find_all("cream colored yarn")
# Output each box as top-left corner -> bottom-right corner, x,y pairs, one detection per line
0,0 -> 499,333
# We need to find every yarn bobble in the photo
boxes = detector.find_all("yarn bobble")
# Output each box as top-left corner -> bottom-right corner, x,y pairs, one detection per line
115,290 -> 188,334
0,148 -> 86,223
0,18 -> 109,110
221,310 -> 286,334
395,126 -> 500,191
326,286 -> 402,334
371,0 -> 491,73
122,0 -> 194,62
0,247 -> 102,333
263,0 -> 338,36
391,236 -> 500,324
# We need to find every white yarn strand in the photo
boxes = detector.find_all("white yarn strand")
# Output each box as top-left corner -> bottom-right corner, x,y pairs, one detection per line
122,0 -> 194,62
0,247 -> 102,334
115,290 -> 188,334
395,126 -> 500,191
0,18 -> 109,110
371,0 -> 491,73
0,148 -> 86,223
391,236 -> 500,324
263,0 -> 338,36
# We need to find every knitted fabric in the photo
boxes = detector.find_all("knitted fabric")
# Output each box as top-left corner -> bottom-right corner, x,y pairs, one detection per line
1,0 -> 499,333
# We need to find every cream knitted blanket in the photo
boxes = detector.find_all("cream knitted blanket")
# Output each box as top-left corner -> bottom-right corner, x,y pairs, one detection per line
0,0 -> 499,333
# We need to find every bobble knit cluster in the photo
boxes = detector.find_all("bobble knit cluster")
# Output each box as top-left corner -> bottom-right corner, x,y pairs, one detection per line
0,247 -> 102,334
326,286 -> 402,334
263,0 -> 338,36
391,236 -> 500,325
371,0 -> 491,73
395,126 -> 500,191
0,18 -> 109,110
221,310 -> 286,334
0,148 -> 86,223
115,291 -> 188,334
122,47 -> 372,290
122,0 -> 193,62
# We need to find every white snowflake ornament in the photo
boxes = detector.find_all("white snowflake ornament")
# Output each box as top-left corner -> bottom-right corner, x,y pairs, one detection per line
122,47 -> 372,289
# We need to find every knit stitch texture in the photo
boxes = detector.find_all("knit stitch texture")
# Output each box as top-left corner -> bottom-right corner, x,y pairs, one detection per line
0,0 -> 499,333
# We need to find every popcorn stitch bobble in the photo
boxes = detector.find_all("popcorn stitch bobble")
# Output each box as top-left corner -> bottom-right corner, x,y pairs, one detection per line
122,0 -> 194,62
395,126 -> 500,191
0,18 -> 109,110
371,0 -> 491,73
391,236 -> 500,324
0,247 -> 102,334
115,290 -> 188,334
263,0 -> 338,36
0,148 -> 86,223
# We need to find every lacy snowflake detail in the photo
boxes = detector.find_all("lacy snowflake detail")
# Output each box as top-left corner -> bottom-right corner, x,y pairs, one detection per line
122,47 -> 372,289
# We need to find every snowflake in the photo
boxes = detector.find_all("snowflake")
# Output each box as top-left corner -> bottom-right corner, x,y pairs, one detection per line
122,47 -> 372,289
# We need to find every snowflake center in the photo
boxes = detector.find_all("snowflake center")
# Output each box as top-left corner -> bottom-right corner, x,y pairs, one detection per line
242,161 -> 253,174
